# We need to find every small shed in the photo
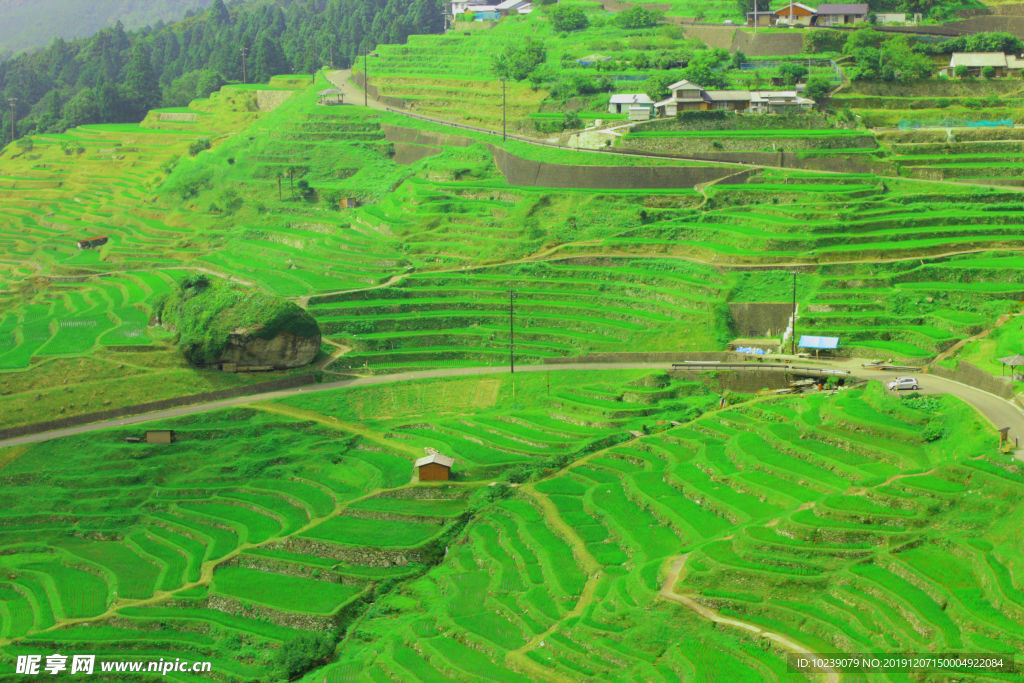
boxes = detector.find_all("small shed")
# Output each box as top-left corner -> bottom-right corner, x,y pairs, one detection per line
628,104 -> 653,121
798,335 -> 839,358
416,449 -> 455,481
339,197 -> 360,209
76,236 -> 108,249
145,430 -> 175,444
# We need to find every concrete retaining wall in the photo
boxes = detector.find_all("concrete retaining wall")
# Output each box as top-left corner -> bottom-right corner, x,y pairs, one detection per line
490,146 -> 745,189
0,374 -> 317,440
931,361 -> 1015,399
391,142 -> 443,164
382,122 -> 746,189
728,302 -> 793,338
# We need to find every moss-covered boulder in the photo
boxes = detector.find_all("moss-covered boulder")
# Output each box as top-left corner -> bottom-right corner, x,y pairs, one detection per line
156,274 -> 320,369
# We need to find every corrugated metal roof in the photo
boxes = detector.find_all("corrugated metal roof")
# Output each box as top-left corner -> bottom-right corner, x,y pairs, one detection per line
774,2 -> 817,14
798,335 -> 839,349
950,52 -> 1008,67
705,90 -> 752,101
816,3 -> 868,14
415,450 -> 455,469
609,93 -> 653,104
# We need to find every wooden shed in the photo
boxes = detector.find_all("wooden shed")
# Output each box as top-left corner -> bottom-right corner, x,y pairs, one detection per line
76,236 -> 108,249
145,430 -> 175,444
415,449 -> 455,482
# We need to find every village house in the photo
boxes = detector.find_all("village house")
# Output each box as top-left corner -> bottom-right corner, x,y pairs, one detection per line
608,93 -> 654,115
814,2 -> 868,25
653,80 -> 814,117
494,0 -> 531,16
746,9 -> 776,26
874,12 -> 921,24
774,2 -> 816,26
941,52 -> 1024,78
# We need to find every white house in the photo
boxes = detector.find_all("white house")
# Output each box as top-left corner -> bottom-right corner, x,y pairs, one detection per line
451,0 -> 488,14
608,93 -> 654,115
942,52 -> 1024,77
774,2 -> 817,26
653,80 -> 814,116
748,90 -> 815,113
814,2 -> 868,25
495,0 -> 531,15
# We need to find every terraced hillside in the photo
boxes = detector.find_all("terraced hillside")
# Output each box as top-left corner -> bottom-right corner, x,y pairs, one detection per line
0,369 -> 726,677
1,372 -> 1015,681
294,381 -> 1017,681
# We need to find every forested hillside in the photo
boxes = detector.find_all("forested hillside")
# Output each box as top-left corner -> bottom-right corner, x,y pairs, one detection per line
0,0 -> 212,58
0,0 -> 443,137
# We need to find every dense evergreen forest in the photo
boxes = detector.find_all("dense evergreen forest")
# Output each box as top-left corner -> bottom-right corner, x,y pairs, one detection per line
0,0 -> 444,138
0,0 -> 213,58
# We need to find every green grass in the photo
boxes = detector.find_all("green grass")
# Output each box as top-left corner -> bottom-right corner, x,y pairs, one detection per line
212,567 -> 360,614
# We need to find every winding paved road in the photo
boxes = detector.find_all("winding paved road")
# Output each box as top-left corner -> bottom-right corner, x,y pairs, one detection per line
1,360 -> 1022,455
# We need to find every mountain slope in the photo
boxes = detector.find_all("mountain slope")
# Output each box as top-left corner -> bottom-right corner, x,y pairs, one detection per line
0,0 -> 212,57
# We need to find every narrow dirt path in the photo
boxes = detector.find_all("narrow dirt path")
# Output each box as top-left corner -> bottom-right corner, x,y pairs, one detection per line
0,478 -> 394,648
505,486 -> 603,681
658,554 -> 841,683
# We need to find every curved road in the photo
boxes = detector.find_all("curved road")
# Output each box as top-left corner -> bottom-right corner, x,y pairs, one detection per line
1,361 -> 1022,456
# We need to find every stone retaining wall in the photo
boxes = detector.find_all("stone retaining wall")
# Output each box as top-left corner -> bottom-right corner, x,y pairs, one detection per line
931,360 -> 1015,399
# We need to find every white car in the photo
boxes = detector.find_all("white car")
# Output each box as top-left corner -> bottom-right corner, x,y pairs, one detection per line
888,377 -> 919,391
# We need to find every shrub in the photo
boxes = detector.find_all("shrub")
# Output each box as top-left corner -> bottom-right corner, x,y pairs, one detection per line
778,63 -> 808,86
922,419 -> 944,442
614,6 -> 660,28
954,64 -> 969,79
982,65 -> 996,79
274,633 -> 334,680
492,38 -> 546,81
549,5 -> 588,32
188,138 -> 211,156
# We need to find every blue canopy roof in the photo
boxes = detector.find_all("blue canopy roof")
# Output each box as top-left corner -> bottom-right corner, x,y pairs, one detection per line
799,335 -> 839,349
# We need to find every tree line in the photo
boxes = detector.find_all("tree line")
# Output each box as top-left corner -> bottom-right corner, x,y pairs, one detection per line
0,0 -> 444,140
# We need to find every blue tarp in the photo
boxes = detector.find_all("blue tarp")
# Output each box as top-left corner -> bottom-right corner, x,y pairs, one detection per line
799,335 -> 839,349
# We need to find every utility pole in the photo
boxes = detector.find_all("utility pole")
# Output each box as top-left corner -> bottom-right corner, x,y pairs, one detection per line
240,46 -> 248,85
7,97 -> 16,144
791,271 -> 797,355
509,289 -> 516,375
501,78 -> 507,141
509,289 -> 517,402
277,172 -> 282,201
753,0 -> 757,34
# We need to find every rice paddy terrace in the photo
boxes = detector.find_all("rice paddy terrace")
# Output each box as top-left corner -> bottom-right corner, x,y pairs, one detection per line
3,11 -> 1024,679
1,370 -> 1021,681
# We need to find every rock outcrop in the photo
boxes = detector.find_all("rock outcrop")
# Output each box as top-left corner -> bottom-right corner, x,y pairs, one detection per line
218,328 -> 320,369
155,274 -> 322,370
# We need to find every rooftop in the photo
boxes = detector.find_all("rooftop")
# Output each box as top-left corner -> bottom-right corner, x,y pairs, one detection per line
816,3 -> 869,14
610,93 -> 653,104
950,52 -> 1010,67
415,450 -> 456,469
